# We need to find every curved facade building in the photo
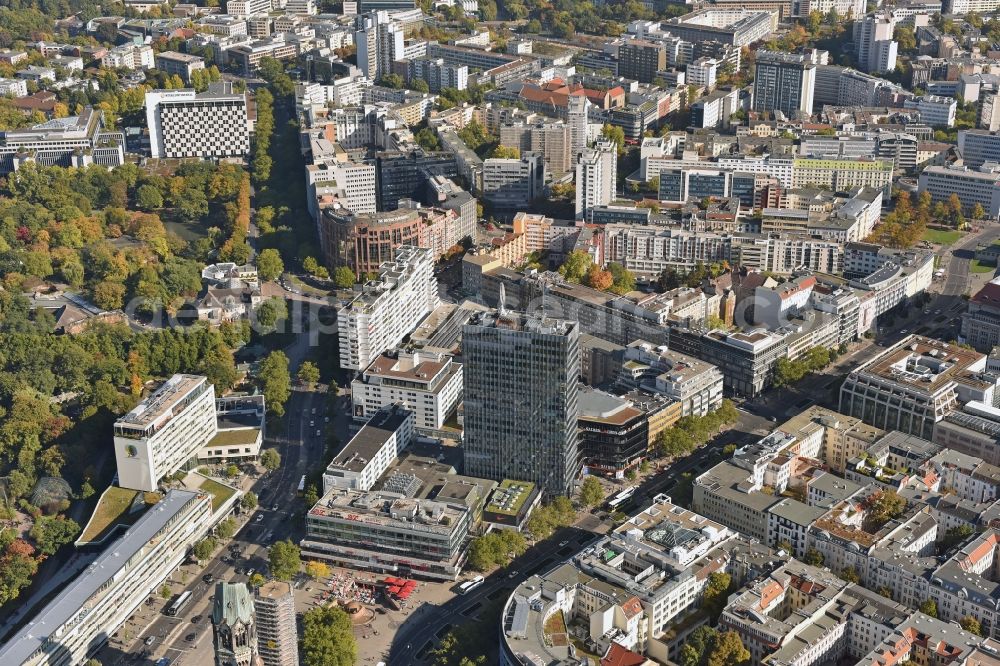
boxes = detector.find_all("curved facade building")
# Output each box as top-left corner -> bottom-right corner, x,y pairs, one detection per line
321,207 -> 422,275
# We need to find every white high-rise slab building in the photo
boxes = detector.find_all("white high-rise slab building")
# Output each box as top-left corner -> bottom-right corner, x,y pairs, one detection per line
113,374 -> 217,491
575,139 -> 617,221
855,11 -> 897,74
568,94 -> 590,158
337,245 -> 440,371
355,11 -> 403,80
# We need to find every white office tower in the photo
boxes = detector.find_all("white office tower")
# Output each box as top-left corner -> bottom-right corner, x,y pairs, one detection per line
285,0 -> 317,13
337,245 -> 440,371
855,11 -> 897,74
145,82 -> 250,159
226,0 -> 272,15
355,11 -> 403,81
568,94 -> 590,158
113,375 -> 217,491
575,139 -> 617,222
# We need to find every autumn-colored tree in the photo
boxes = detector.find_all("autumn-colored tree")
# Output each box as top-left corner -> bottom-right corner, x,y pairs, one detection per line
961,616 -> 983,635
895,190 -> 912,221
490,145 -> 520,159
558,251 -> 593,283
584,266 -> 613,290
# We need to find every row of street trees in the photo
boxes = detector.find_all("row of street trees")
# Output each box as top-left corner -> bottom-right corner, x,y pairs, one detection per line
657,401 -> 739,459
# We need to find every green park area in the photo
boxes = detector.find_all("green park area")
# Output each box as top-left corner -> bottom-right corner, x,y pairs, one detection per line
922,228 -> 962,246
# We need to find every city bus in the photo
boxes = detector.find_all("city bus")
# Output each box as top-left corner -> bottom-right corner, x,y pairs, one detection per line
297,475 -> 306,496
606,487 -> 635,510
459,575 -> 484,594
165,590 -> 192,617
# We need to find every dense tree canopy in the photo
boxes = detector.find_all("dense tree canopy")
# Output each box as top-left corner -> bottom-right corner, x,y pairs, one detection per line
268,539 -> 301,581
467,530 -> 527,571
302,606 -> 357,666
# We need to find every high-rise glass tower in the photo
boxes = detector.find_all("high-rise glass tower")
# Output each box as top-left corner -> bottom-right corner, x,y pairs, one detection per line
462,305 -> 580,496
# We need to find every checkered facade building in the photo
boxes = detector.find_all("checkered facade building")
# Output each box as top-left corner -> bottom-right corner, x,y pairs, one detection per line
146,83 -> 250,159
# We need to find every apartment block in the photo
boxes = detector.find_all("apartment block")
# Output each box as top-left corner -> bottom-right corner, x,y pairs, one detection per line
337,246 -> 440,370
687,57 -> 720,89
928,530 -> 1000,638
154,51 -> 206,82
779,406 -> 885,474
658,8 -> 777,46
618,39 -> 667,84
355,10 -> 404,80
407,57 -> 467,92
575,140 -> 617,221
227,36 -> 300,75
855,11 -> 898,74
350,350 -> 463,432
102,43 -> 155,70
791,157 -> 894,194
0,77 -> 26,97
904,95 -> 957,128
226,0 -> 272,15
719,561 -> 916,666
498,121 -> 573,177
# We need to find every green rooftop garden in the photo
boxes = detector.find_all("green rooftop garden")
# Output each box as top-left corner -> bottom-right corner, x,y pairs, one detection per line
207,428 -> 260,447
78,486 -> 159,544
190,475 -> 239,513
485,480 -> 535,516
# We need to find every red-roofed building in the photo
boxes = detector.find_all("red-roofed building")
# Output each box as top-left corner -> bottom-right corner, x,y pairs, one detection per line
518,80 -> 625,118
601,642 -> 655,666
